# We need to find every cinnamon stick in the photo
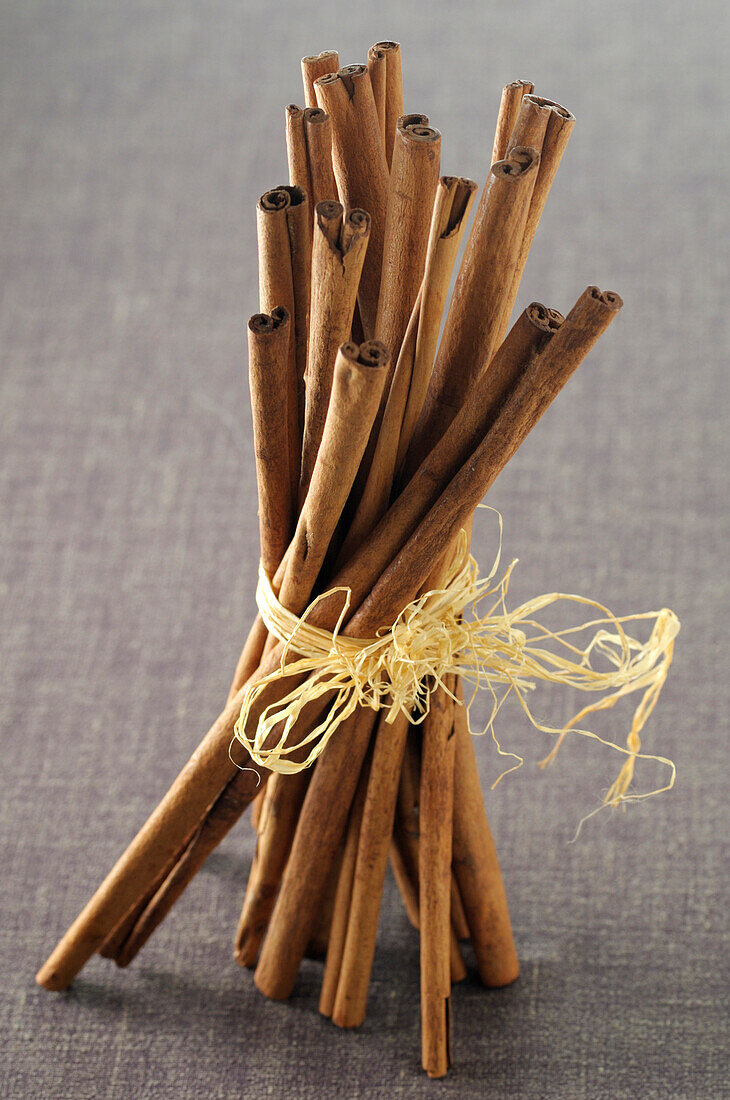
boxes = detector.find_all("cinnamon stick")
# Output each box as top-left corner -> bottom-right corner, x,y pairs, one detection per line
314,66 -> 389,337
492,79 -> 534,164
390,822 -> 468,986
451,683 -> 519,987
247,308 -> 295,575
102,310 -> 295,960
300,202 -> 370,501
329,710 -> 409,1026
396,176 -> 478,472
234,771 -> 309,967
403,147 -> 540,476
497,95 -> 575,343
301,50 -> 339,108
366,45 -> 387,151
117,340 -> 389,968
257,185 -> 308,498
375,114 -> 441,370
285,105 -> 309,199
319,748 -> 372,1017
372,41 -> 404,168
303,107 -> 338,208
419,679 -> 456,1078
338,175 -> 476,564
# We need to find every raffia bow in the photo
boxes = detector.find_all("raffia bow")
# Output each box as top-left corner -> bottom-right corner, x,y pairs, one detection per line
233,512 -> 679,818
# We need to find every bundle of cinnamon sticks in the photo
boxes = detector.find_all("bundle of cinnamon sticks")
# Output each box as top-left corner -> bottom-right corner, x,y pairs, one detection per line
37,44 -> 624,1079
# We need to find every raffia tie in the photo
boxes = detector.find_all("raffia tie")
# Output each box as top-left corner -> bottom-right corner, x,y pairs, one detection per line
233,513 -> 679,819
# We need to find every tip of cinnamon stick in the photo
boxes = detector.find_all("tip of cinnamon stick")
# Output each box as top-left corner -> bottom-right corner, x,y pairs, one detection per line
302,50 -> 338,64
492,146 -> 540,178
587,286 -> 623,311
524,93 -> 575,122
303,106 -> 328,124
527,302 -> 564,333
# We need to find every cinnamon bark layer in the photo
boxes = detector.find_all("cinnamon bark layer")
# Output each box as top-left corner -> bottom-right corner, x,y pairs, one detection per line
372,41 -> 404,167
404,147 -> 541,475
300,202 -> 370,501
375,114 -> 441,371
257,185 -> 309,498
419,680 -> 456,1078
314,66 -> 389,337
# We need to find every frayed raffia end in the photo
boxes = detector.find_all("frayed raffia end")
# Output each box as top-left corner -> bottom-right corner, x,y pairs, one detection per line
233,510 -> 679,820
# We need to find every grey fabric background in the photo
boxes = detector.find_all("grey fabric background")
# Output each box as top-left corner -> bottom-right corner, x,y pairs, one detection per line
2,1 -> 728,1096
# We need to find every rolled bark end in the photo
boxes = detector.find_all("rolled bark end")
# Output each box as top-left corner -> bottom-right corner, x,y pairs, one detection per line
345,208 -> 370,232
315,199 -> 343,241
315,71 -> 340,89
353,339 -> 390,369
492,145 -> 541,179
303,106 -> 327,125
248,306 -> 289,336
440,177 -> 478,237
302,49 -> 338,65
259,187 -> 291,212
525,93 -> 576,123
399,112 -> 429,129
600,289 -> 623,310
526,301 -> 565,333
399,117 -> 441,144
338,63 -> 367,80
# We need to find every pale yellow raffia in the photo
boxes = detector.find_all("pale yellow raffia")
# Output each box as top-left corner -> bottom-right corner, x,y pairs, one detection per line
233,510 -> 679,818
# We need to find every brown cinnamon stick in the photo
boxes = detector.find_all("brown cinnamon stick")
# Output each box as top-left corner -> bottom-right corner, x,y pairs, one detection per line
300,202 -> 370,501
372,41 -> 404,168
396,176 -> 478,471
247,308 -> 295,575
366,45 -> 387,151
403,147 -> 540,476
234,771 -> 309,967
102,310 -> 294,959
285,105 -> 309,199
314,66 -> 389,337
451,683 -> 519,987
303,107 -> 338,208
144,304 -> 561,958
492,79 -> 534,164
497,95 -> 576,342
301,50 -> 339,108
118,340 -> 389,968
329,710 -> 409,1026
375,114 -> 441,371
257,185 -> 308,498
319,748 -> 373,1017
419,679 -> 456,1078
338,175 -> 476,565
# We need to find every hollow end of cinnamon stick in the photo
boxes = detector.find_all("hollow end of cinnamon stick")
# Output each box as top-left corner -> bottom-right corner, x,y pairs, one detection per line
526,301 -> 564,334
258,186 -> 291,213
526,93 -> 575,122
349,339 -> 389,369
439,176 -> 478,237
248,305 -> 289,336
493,145 -> 541,180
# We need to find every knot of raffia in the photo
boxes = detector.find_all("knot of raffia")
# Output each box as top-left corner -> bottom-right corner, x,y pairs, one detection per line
232,518 -> 679,820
